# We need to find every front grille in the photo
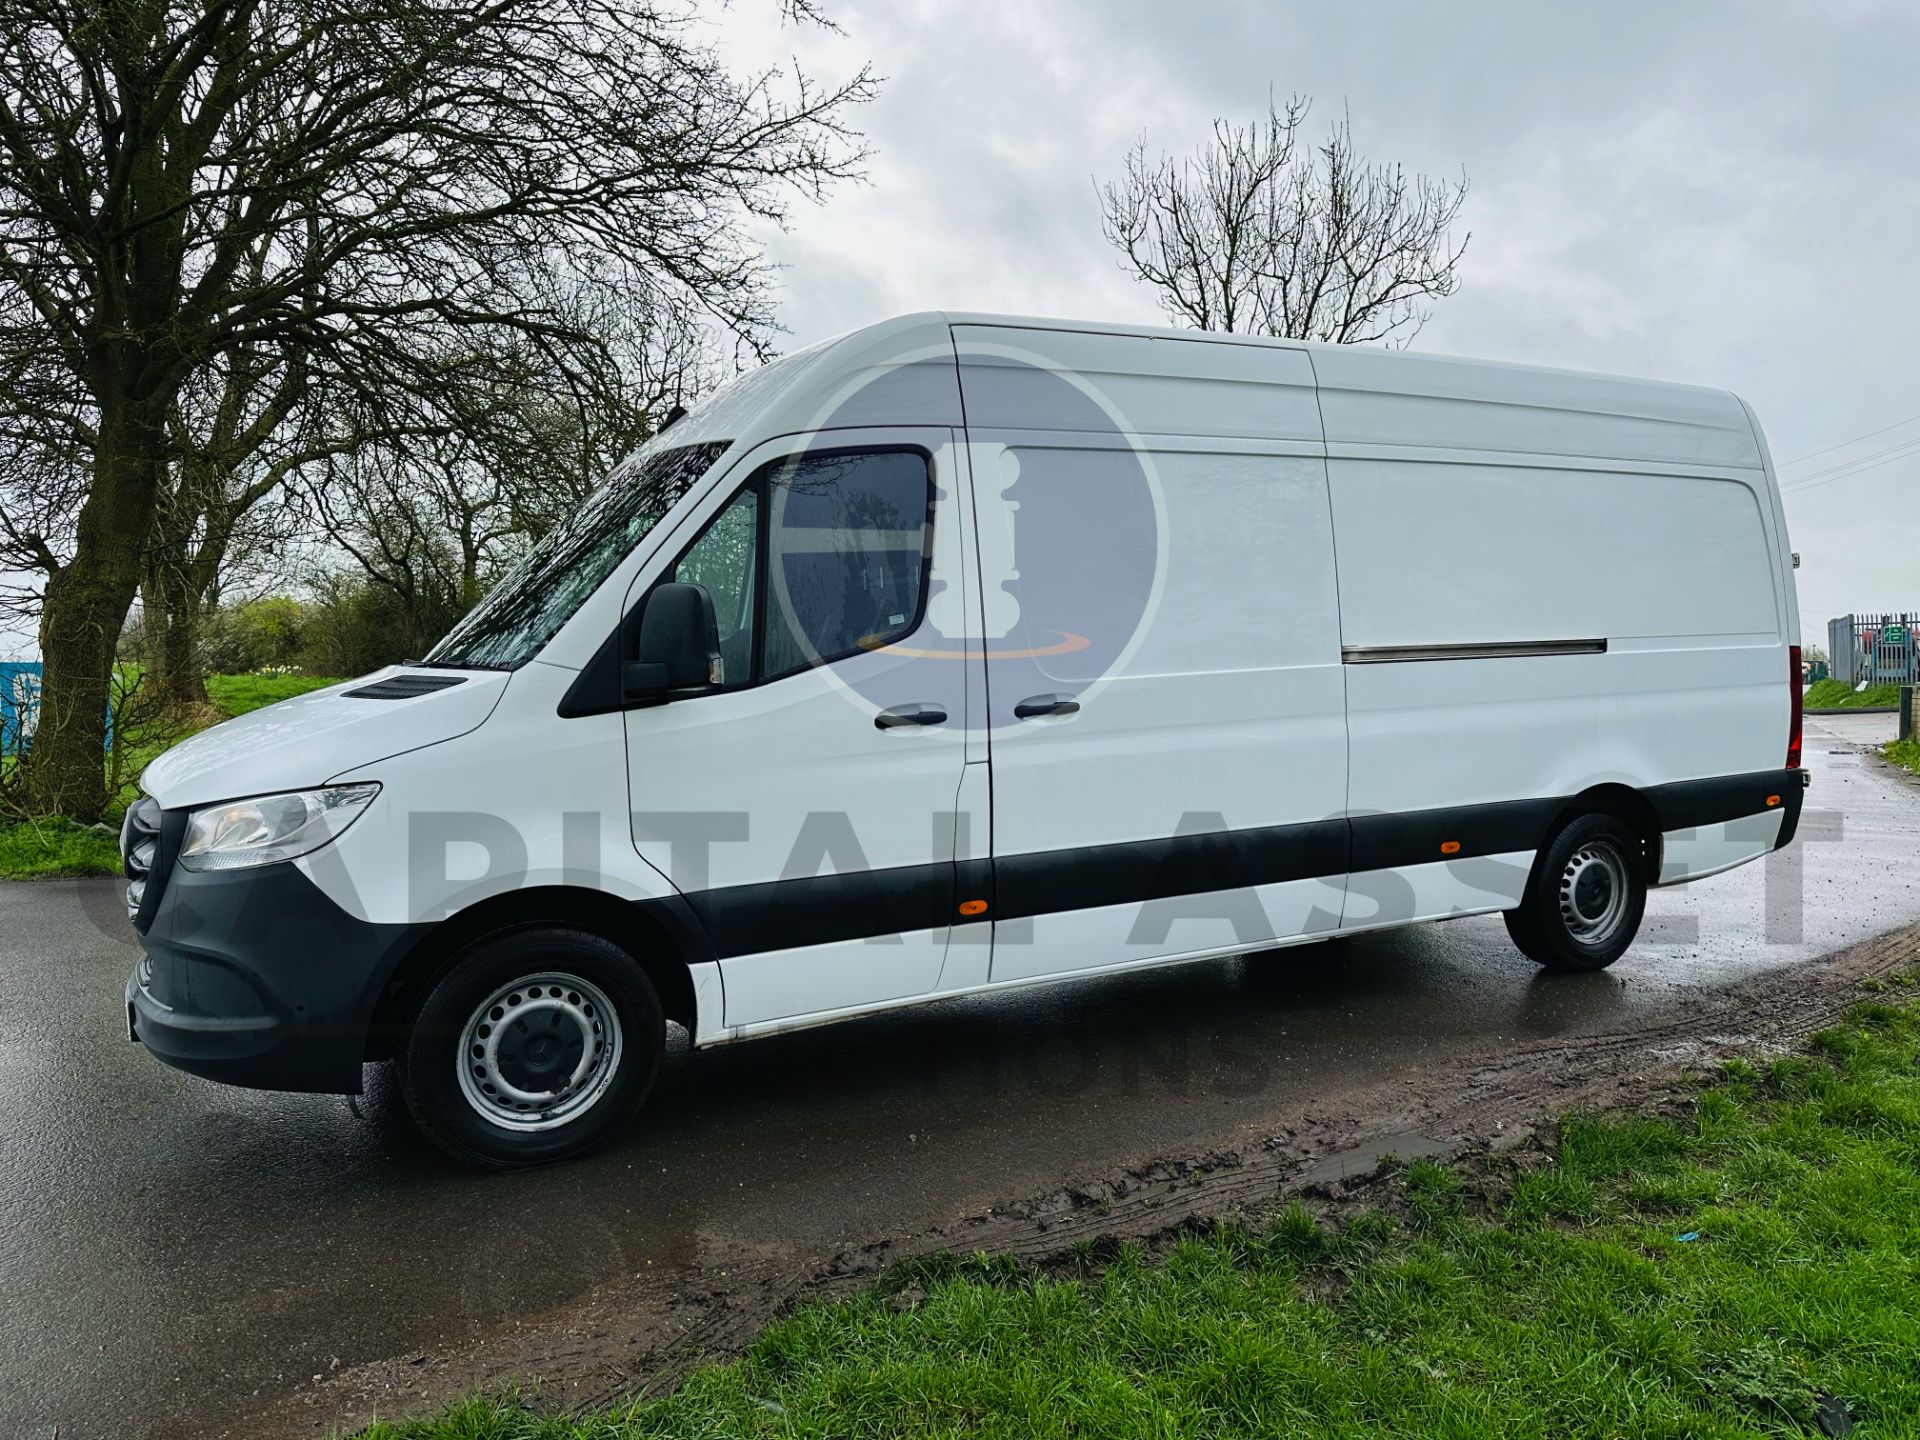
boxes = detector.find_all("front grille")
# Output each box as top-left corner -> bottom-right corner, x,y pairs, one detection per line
120,797 -> 163,928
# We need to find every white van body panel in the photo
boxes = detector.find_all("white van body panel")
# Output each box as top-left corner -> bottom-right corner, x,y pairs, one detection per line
1336,850 -> 1534,931
1308,343 -> 1766,470
1658,812 -> 1786,885
950,324 -> 1351,984
311,661 -> 687,923
1303,341 -> 1793,926
139,667 -> 508,810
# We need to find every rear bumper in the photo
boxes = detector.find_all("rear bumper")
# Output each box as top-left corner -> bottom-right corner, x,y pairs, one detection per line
1648,766 -> 1806,886
126,859 -> 425,1094
1775,767 -> 1810,851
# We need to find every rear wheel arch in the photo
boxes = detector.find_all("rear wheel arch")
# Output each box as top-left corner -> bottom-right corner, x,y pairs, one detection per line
1547,783 -> 1662,880
366,886 -> 706,1061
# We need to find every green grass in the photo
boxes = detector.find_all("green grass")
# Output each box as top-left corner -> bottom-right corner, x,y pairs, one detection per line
203,670 -> 341,715
0,814 -> 123,878
0,671 -> 344,879
1883,736 -> 1920,777
1803,677 -> 1904,708
361,982 -> 1920,1439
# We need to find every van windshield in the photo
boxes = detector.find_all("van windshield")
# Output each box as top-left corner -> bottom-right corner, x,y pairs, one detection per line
423,440 -> 732,670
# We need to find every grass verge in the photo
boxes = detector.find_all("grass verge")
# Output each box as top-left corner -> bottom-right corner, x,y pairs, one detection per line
0,814 -> 123,878
204,671 -> 342,715
1882,736 -> 1920,778
0,671 -> 343,880
1804,678 -> 1904,709
362,980 -> 1920,1439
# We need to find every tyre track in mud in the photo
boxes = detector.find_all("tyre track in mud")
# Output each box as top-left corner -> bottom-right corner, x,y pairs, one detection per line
260,920 -> 1920,1439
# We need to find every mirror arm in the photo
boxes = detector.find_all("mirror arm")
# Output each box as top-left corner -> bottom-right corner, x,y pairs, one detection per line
620,660 -> 671,706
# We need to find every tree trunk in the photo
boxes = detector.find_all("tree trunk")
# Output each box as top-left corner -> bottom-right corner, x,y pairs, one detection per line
142,568 -> 209,708
141,468 -> 209,708
23,399 -> 167,821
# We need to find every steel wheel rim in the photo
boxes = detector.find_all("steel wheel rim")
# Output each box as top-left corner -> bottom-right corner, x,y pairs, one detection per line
455,971 -> 623,1132
1559,841 -> 1630,945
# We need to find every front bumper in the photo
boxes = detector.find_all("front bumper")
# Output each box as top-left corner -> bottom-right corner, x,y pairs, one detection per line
126,858 -> 425,1094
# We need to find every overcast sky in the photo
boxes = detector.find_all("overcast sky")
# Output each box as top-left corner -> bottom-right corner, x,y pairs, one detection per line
3,0 -> 1913,660
711,0 -> 1920,645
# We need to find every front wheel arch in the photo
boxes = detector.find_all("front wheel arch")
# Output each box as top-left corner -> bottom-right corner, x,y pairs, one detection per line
399,925 -> 665,1167
365,886 -> 704,1063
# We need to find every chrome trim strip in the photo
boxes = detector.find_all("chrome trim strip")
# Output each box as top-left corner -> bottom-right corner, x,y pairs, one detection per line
1341,638 -> 1608,665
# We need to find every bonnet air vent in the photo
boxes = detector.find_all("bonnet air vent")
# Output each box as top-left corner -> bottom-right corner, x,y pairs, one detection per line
344,673 -> 469,700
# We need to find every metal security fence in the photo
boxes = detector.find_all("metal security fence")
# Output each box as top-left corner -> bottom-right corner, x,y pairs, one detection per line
1828,613 -> 1920,686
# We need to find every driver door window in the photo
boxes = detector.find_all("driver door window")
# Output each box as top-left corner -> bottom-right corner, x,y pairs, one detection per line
665,447 -> 932,690
671,487 -> 758,689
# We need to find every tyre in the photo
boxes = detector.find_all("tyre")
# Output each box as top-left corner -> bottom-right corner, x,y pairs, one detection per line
399,927 -> 663,1168
1503,813 -> 1647,972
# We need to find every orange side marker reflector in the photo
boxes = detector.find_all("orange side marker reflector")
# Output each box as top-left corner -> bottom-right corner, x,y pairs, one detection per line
958,899 -> 989,917
1766,794 -> 1781,807
1439,840 -> 1462,855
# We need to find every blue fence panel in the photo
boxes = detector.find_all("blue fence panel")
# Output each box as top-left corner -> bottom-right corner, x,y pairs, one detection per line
0,661 -> 41,756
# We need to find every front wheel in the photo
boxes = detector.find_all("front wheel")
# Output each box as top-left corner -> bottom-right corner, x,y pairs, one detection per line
1504,813 -> 1647,972
399,927 -> 663,1168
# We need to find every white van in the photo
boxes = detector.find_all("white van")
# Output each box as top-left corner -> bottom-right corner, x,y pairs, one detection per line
124,313 -> 1806,1166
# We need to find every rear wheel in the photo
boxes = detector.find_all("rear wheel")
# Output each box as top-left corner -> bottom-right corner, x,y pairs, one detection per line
399,927 -> 663,1168
1504,813 -> 1647,972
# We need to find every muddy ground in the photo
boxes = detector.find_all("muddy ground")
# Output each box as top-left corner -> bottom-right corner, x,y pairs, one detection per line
282,915 -> 1920,1438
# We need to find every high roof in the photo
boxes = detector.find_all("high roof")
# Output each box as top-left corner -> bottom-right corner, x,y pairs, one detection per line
661,310 -> 1767,476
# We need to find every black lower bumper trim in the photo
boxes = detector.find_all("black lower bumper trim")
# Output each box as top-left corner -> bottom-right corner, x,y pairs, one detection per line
1644,767 -> 1803,834
129,860 -> 424,1094
1772,769 -> 1808,851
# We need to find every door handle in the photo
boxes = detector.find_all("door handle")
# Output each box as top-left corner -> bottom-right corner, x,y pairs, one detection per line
1013,693 -> 1081,720
875,703 -> 948,730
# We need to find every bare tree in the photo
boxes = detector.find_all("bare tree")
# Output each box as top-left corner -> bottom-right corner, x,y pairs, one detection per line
293,287 -> 718,645
0,0 -> 874,819
1101,96 -> 1469,344
140,284 -> 713,704
138,338 -> 327,705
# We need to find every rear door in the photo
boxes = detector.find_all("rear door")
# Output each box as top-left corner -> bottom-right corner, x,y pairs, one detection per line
951,326 -> 1350,983
623,427 -> 981,1029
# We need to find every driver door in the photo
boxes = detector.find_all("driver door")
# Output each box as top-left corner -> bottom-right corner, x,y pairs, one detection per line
622,428 -> 981,1031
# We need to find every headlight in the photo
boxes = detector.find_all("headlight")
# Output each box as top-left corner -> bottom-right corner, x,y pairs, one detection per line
179,784 -> 380,871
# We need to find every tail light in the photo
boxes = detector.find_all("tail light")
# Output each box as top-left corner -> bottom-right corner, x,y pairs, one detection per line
1787,644 -> 1803,769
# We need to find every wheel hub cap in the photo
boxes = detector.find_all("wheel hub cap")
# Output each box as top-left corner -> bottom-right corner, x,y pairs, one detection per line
1559,841 -> 1630,945
456,972 -> 623,1132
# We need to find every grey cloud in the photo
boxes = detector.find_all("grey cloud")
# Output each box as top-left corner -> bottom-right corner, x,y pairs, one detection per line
715,0 -> 1920,631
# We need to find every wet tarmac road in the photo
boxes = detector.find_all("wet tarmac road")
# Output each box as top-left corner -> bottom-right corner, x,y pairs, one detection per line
3,712 -> 1914,1440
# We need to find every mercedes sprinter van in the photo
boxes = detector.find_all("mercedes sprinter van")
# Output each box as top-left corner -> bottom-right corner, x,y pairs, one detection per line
123,313 -> 1807,1166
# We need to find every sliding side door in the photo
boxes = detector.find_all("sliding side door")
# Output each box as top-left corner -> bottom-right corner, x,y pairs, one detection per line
951,325 -> 1350,984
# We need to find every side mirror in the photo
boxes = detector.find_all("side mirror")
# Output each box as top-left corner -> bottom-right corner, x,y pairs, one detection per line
623,582 -> 722,703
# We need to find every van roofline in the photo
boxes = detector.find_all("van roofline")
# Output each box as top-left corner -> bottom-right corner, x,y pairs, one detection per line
817,309 -> 1742,406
